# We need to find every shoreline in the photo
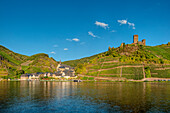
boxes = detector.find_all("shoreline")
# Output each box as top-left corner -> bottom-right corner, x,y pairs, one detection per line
0,79 -> 170,82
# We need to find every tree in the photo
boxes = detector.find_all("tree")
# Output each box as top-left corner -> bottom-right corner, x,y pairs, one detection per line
75,64 -> 86,74
108,46 -> 111,51
159,59 -> 164,64
16,70 -> 25,75
15,69 -> 25,78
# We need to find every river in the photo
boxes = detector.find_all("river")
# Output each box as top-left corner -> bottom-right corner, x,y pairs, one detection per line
0,81 -> 169,112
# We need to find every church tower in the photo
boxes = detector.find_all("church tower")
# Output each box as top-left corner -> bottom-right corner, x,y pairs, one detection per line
59,59 -> 61,65
57,59 -> 61,71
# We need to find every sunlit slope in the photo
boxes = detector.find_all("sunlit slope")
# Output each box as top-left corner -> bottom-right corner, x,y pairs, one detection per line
62,53 -> 104,67
0,45 -> 58,78
64,43 -> 170,80
145,46 -> 170,60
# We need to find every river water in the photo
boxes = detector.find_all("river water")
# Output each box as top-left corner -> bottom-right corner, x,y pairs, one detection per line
0,81 -> 169,113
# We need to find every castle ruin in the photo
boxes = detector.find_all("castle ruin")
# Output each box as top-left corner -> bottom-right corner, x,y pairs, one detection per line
133,35 -> 146,46
133,35 -> 138,44
120,35 -> 146,48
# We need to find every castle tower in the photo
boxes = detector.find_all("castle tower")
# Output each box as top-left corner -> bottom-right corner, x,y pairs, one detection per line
133,35 -> 138,44
142,39 -> 146,46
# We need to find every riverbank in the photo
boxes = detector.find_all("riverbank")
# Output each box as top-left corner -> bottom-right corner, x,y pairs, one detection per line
1,79 -> 170,82
77,74 -> 170,82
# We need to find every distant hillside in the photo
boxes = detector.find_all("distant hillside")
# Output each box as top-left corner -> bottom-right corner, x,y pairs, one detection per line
62,53 -> 104,67
63,43 -> 170,80
0,45 -> 58,79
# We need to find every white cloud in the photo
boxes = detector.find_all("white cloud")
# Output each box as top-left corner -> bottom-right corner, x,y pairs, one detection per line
53,45 -> 58,47
72,38 -> 80,42
66,39 -> 72,41
66,38 -> 80,42
127,22 -> 134,26
117,19 -> 136,29
50,51 -> 56,54
128,22 -> 135,29
64,48 -> 68,50
117,20 -> 127,25
95,21 -> 109,29
88,31 -> 97,37
111,30 -> 116,32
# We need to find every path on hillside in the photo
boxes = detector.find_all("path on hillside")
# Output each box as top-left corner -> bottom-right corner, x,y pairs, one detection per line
78,74 -> 126,81
102,61 -> 119,63
155,67 -> 170,70
97,57 -> 107,77
100,74 -> 133,75
89,65 -> 143,72
78,74 -> 170,81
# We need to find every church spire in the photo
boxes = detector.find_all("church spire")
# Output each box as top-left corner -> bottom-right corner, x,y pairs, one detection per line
60,59 -> 61,64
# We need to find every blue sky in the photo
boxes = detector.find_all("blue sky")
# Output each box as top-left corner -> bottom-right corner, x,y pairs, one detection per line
0,0 -> 170,61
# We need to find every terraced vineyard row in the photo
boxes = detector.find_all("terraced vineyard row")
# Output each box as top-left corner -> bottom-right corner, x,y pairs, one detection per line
85,56 -> 170,80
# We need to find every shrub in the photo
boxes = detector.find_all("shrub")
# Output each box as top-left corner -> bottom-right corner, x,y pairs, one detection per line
82,77 -> 88,80
88,77 -> 94,80
145,66 -> 151,78
75,63 -> 86,74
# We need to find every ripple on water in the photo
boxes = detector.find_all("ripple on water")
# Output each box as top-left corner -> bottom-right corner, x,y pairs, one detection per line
0,81 -> 169,113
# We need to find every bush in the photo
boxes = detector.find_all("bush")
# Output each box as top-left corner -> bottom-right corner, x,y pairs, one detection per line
1,76 -> 8,79
145,66 -> 151,78
16,70 -> 25,75
82,77 -> 88,80
75,63 -> 87,74
88,77 -> 94,80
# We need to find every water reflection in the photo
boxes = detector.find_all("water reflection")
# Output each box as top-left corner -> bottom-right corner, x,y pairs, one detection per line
0,81 -> 169,112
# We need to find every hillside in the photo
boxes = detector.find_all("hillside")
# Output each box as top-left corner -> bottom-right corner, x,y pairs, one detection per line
0,45 -> 58,78
63,43 -> 170,80
62,53 -> 104,67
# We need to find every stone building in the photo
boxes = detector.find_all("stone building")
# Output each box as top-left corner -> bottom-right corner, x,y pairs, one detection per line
56,60 -> 75,78
20,73 -> 39,80
132,35 -> 146,46
119,35 -> 146,47
142,39 -> 146,46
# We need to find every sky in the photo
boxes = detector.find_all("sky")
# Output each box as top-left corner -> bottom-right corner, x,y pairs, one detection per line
0,0 -> 170,61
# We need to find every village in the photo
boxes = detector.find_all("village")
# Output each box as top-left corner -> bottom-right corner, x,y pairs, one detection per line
20,61 -> 76,80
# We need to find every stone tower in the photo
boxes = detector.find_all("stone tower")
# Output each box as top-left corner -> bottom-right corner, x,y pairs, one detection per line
133,35 -> 138,44
142,39 -> 146,46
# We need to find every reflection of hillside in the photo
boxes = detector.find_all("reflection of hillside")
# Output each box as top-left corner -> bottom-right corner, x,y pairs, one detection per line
0,82 -> 169,112
76,82 -> 170,112
0,81 -> 21,110
19,81 -> 78,100
0,81 -> 78,111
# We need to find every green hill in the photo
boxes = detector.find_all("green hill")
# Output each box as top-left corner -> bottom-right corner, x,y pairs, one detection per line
63,43 -> 170,80
0,45 -> 58,79
62,53 -> 104,67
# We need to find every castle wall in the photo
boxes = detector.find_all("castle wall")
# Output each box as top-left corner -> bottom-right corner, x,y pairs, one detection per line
142,39 -> 146,46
